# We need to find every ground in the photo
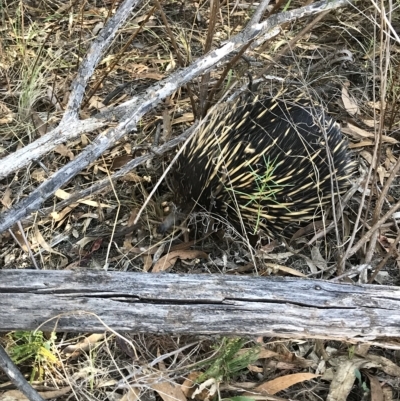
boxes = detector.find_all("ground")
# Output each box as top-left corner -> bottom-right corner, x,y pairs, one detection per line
0,0 -> 400,400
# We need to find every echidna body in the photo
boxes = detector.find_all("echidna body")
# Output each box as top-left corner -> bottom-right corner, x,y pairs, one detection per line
173,94 -> 354,237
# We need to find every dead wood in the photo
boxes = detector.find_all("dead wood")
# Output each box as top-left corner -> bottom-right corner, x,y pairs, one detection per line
1,269 -> 399,349
0,0 -> 352,234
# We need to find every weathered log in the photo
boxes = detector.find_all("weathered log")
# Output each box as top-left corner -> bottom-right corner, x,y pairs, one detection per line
1,270 -> 399,349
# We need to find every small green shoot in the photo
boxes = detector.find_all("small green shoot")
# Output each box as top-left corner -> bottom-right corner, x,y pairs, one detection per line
226,155 -> 291,234
197,337 -> 260,384
7,330 -> 58,381
355,369 -> 370,396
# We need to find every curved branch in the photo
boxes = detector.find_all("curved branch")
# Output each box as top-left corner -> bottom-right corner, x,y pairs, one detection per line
0,0 -> 352,234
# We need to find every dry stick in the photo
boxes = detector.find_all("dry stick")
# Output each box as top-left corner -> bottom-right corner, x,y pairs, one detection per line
64,0 -> 143,119
205,43 -> 252,112
0,0 -> 352,235
365,5 -> 393,264
247,0 -> 272,25
343,5 -> 389,269
387,62 -> 400,130
0,0 -> 142,179
0,0 -> 349,181
258,8 -> 331,75
205,0 -> 272,112
368,229 -> 400,284
307,176 -> 364,245
24,124 -> 198,224
199,0 -> 220,117
83,4 -> 158,109
346,198 -> 400,258
340,18 -> 380,271
0,345 -> 45,401
152,0 -> 197,116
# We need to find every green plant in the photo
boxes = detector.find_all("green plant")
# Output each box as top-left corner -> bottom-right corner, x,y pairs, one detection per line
227,155 -> 290,234
7,330 -> 58,381
192,338 -> 259,401
197,337 -> 259,384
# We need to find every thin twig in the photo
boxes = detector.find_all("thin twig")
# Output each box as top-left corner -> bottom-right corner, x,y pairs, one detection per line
0,345 -> 46,401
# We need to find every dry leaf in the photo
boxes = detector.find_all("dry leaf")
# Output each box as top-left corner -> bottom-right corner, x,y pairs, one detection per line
367,100 -> 386,110
349,140 -> 373,148
377,165 -> 386,185
386,147 -> 397,164
31,168 -> 47,182
1,188 -> 12,209
63,333 -> 105,357
342,123 -> 398,144
255,348 -> 280,359
359,150 -> 373,165
0,101 -> 13,125
153,249 -> 208,272
55,144 -> 74,160
172,112 -> 194,125
152,381 -> 187,401
88,95 -> 105,110
341,82 -> 359,116
264,262 -> 306,277
325,357 -> 379,401
31,111 -> 48,136
55,189 -> 112,209
254,372 -> 320,395
120,172 -> 146,182
111,155 -> 133,169
366,354 -> 400,376
0,387 -> 71,401
181,372 -> 202,398
143,253 -> 153,272
310,246 -> 328,271
51,204 -> 78,222
364,373 -> 384,401
34,225 -> 67,266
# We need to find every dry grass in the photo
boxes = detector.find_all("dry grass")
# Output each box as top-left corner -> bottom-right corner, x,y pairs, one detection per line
1,0 -> 400,400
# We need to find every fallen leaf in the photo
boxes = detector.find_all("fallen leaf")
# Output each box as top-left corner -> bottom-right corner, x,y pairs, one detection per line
62,333 -> 105,357
111,155 -> 133,169
1,188 -> 12,209
55,144 -> 74,160
152,249 -> 208,272
35,225 -> 68,266
341,82 -> 359,116
152,381 -> 187,401
342,123 -> 398,144
0,387 -> 71,401
364,372 -> 383,401
31,168 -> 47,182
51,204 -> 78,222
143,253 -> 153,272
325,357 -> 379,401
181,372 -> 202,397
55,189 -> 113,209
253,372 -> 319,395
263,263 -> 306,277
365,354 -> 400,376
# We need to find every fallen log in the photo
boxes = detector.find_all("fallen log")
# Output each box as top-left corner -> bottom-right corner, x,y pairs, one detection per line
1,269 -> 399,349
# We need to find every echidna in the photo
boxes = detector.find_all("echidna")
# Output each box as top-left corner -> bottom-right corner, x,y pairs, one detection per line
167,93 -> 354,238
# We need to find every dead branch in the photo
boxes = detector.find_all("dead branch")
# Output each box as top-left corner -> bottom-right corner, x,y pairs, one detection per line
0,0 -> 352,235
1,269 -> 400,350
